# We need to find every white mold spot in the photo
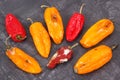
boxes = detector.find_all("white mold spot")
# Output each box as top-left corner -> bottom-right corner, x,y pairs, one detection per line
64,49 -> 71,55
60,58 -> 68,63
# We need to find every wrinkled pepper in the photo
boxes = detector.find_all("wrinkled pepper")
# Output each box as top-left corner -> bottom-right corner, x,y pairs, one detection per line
27,18 -> 51,58
74,45 -> 117,74
5,13 -> 26,42
41,5 -> 64,44
80,19 -> 114,48
47,43 -> 78,69
66,3 -> 85,42
5,37 -> 42,74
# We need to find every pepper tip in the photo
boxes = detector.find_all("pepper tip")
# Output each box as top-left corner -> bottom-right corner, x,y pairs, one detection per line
74,68 -> 78,73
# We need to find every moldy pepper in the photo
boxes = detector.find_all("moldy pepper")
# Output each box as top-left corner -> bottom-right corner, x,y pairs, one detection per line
5,13 -> 26,42
5,36 -> 42,74
66,3 -> 85,42
41,5 -> 64,44
27,18 -> 51,58
47,43 -> 78,69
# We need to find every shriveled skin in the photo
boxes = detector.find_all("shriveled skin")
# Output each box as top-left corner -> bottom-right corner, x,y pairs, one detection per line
44,7 -> 64,44
66,13 -> 84,42
80,19 -> 114,48
5,13 -> 26,42
30,22 -> 51,58
74,45 -> 112,74
47,46 -> 73,69
6,47 -> 42,74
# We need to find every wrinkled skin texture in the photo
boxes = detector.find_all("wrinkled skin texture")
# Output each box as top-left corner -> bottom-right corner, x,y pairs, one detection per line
66,13 -> 84,42
47,46 -> 73,69
29,22 -> 51,58
80,19 -> 114,48
44,7 -> 64,44
5,13 -> 26,42
74,45 -> 112,74
6,47 -> 42,74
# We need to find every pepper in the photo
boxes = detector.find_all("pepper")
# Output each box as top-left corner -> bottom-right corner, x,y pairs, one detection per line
27,18 -> 51,58
41,5 -> 64,44
47,43 -> 78,69
74,44 -> 118,74
66,3 -> 85,42
80,19 -> 114,48
5,36 -> 42,74
5,13 -> 26,42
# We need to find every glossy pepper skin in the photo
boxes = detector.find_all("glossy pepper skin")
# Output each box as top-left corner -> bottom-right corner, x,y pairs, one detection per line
80,19 -> 114,48
28,18 -> 51,58
6,47 -> 42,74
5,13 -> 26,42
66,4 -> 85,42
47,43 -> 78,69
43,6 -> 64,44
74,45 -> 113,74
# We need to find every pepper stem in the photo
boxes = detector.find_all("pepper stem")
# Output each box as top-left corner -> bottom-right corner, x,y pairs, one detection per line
111,44 -> 118,50
74,68 -> 78,73
16,35 -> 26,40
40,5 -> 49,8
70,43 -> 79,49
5,35 -> 11,49
80,3 -> 85,14
27,18 -> 34,24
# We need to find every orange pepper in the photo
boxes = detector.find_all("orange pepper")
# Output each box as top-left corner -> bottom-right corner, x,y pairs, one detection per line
74,45 -> 114,74
6,46 -> 42,74
42,5 -> 64,44
80,19 -> 114,48
28,18 -> 51,58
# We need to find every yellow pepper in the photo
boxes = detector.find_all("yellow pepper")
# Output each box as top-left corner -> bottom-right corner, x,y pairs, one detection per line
80,19 -> 114,48
74,45 -> 113,74
28,18 -> 51,58
42,5 -> 64,44
6,47 -> 42,74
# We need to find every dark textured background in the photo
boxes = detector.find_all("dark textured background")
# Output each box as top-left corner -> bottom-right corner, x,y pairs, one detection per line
0,0 -> 120,80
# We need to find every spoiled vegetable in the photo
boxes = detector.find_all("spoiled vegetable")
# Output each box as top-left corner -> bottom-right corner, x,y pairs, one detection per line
47,43 -> 79,69
74,44 -> 118,74
41,5 -> 64,44
27,18 -> 51,58
80,19 -> 114,48
5,36 -> 42,74
66,3 -> 85,42
5,13 -> 26,42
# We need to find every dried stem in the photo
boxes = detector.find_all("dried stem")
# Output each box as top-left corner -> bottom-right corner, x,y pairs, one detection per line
70,43 -> 79,49
5,35 -> 11,49
80,3 -> 85,14
40,5 -> 49,8
27,18 -> 33,24
111,44 -> 118,50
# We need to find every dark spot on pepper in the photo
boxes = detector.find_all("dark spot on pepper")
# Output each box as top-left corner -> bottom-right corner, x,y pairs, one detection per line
105,22 -> 111,28
52,14 -> 57,22
25,59 -> 30,63
80,63 -> 86,68
94,48 -> 97,50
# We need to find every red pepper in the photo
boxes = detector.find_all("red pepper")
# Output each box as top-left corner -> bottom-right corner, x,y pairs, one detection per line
47,43 -> 78,69
5,13 -> 26,42
66,3 -> 85,42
